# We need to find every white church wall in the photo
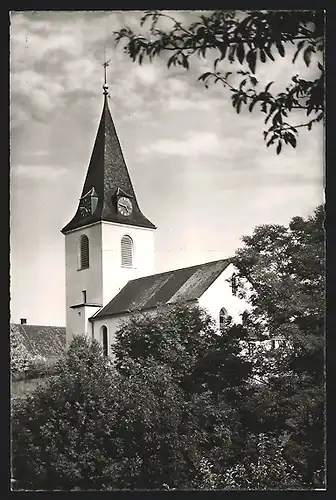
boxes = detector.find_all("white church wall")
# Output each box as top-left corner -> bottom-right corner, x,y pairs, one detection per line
198,263 -> 251,328
101,221 -> 155,305
65,223 -> 103,306
65,223 -> 103,346
92,315 -> 124,356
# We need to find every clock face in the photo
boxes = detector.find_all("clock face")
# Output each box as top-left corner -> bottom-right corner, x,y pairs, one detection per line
79,198 -> 91,217
79,187 -> 98,218
117,196 -> 133,216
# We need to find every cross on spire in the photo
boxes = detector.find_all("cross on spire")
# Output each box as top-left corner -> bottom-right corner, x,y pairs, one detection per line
103,45 -> 110,96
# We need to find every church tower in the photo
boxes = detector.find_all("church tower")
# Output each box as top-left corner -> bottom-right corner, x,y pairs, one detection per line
61,77 -> 156,346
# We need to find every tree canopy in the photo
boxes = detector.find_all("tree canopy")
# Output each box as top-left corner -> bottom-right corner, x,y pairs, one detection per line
231,204 -> 325,487
112,303 -> 252,397
115,10 -> 324,154
11,206 -> 325,490
11,335 -> 247,490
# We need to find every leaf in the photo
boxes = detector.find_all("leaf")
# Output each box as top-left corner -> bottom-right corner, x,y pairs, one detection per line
236,100 -> 242,114
265,81 -> 274,93
219,41 -> 228,60
292,40 -> 305,64
287,134 -> 297,148
249,99 -> 258,112
276,141 -> 282,154
303,46 -> 313,67
239,79 -> 247,90
246,49 -> 257,74
259,49 -> 266,63
272,112 -> 282,126
237,43 -> 245,64
228,44 -> 236,62
264,46 -> 275,61
167,55 -> 176,68
198,72 -> 212,81
276,42 -> 285,57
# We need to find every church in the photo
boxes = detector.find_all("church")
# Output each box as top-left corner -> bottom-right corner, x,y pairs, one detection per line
59,78 -> 249,355
12,77 -> 251,360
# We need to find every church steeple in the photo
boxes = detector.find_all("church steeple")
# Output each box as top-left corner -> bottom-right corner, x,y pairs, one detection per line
61,75 -> 156,234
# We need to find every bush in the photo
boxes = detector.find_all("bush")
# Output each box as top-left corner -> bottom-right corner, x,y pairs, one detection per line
12,335 -> 236,490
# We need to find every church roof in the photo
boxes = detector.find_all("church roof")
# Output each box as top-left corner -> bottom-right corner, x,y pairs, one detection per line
61,91 -> 156,234
11,323 -> 66,360
92,259 -> 231,319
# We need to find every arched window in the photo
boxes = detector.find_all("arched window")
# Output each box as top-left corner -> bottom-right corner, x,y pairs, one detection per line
219,307 -> 228,330
101,325 -> 108,356
121,235 -> 133,267
80,235 -> 89,269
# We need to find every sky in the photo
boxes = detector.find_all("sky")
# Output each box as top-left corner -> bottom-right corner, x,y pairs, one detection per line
10,10 -> 324,326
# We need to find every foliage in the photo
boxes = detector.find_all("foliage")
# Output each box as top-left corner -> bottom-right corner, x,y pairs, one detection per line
11,335 -> 238,490
221,434 -> 303,489
115,10 -> 324,153
11,336 -> 115,490
232,205 -> 325,488
12,205 -> 325,489
112,303 -> 252,397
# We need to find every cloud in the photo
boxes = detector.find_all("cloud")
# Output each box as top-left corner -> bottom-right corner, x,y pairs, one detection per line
11,164 -> 68,180
134,63 -> 163,85
10,12 -> 127,126
167,96 -> 212,111
141,131 -> 233,157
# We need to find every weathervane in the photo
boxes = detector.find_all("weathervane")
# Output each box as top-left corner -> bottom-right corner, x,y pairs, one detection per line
103,45 -> 110,97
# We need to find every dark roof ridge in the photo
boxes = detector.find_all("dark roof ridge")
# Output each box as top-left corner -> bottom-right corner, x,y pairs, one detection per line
11,323 -> 65,329
126,257 -> 233,284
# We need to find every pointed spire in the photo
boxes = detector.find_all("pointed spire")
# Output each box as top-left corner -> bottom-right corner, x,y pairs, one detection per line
61,63 -> 156,235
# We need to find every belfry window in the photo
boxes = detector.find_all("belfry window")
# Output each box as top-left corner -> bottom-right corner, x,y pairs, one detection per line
121,235 -> 133,267
101,325 -> 108,356
219,307 -> 228,331
80,235 -> 89,269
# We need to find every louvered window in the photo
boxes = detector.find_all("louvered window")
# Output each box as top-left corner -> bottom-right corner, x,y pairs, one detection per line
80,235 -> 89,269
219,307 -> 228,331
121,235 -> 133,267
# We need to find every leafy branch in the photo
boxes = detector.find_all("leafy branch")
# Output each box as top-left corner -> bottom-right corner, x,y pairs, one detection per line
115,10 -> 324,153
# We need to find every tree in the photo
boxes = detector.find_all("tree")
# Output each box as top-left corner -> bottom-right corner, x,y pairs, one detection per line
221,433 -> 303,489
112,303 -> 313,488
11,335 -> 240,490
115,10 -> 324,154
112,303 -> 252,398
231,205 -> 325,488
11,336 -> 116,490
